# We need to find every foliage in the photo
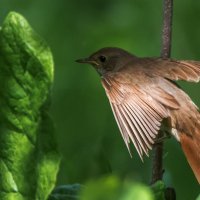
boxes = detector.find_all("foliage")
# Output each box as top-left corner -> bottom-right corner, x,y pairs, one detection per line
80,176 -> 155,200
151,181 -> 166,200
49,177 -> 168,200
48,184 -> 82,200
196,194 -> 200,200
0,12 -> 60,200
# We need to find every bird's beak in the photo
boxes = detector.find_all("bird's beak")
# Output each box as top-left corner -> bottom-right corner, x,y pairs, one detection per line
76,58 -> 99,66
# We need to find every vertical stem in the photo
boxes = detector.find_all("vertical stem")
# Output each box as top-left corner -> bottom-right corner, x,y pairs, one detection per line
151,133 -> 164,184
151,0 -> 173,184
161,0 -> 173,58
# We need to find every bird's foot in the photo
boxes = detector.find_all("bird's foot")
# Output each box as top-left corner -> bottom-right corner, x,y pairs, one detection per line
154,131 -> 171,144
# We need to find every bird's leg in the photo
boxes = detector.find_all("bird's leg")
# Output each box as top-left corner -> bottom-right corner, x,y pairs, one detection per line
154,131 -> 171,144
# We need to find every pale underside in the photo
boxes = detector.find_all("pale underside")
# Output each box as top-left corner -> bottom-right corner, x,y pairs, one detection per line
101,59 -> 200,160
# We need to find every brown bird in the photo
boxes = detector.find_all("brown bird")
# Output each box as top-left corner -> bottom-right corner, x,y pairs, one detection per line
76,47 -> 200,183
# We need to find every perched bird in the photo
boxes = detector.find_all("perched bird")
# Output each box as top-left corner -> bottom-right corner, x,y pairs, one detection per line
76,47 -> 200,183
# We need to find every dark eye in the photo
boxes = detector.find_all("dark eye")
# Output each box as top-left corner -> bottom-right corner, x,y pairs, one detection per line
99,55 -> 106,63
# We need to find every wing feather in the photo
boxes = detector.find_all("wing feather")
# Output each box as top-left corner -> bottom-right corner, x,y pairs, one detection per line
125,103 -> 154,144
114,104 -> 143,158
127,101 -> 158,139
119,105 -> 149,155
101,77 -> 171,159
151,59 -> 200,82
109,102 -> 130,145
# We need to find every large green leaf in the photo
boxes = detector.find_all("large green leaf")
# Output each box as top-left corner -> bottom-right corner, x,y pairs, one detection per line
0,12 -> 60,200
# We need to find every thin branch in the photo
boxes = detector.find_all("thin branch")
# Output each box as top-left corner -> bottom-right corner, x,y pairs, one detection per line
161,0 -> 173,58
151,132 -> 164,184
151,0 -> 173,184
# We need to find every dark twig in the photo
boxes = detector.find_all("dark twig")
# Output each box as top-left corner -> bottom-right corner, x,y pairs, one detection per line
151,0 -> 173,184
151,132 -> 164,184
161,0 -> 173,58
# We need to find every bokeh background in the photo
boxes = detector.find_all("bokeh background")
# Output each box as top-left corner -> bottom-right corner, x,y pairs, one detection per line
1,0 -> 200,199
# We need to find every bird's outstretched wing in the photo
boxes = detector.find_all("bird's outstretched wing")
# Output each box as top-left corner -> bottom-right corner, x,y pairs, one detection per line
101,75 -> 180,159
148,59 -> 200,82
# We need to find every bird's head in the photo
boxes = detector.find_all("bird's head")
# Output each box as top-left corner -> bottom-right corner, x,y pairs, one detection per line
76,47 -> 134,75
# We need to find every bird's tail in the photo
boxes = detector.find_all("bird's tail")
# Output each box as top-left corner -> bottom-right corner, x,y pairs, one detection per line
180,130 -> 200,184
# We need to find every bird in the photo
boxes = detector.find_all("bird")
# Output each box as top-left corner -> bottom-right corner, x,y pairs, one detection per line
76,47 -> 200,183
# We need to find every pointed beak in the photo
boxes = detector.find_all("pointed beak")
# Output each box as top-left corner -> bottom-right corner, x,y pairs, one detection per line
76,57 -> 90,63
76,58 -> 99,66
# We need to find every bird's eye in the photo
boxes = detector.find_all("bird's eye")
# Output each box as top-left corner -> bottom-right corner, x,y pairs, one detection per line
99,55 -> 106,63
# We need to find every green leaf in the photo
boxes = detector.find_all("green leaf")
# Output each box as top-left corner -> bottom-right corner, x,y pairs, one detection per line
151,181 -> 165,200
48,184 -> 82,200
151,181 -> 176,200
0,12 -> 60,200
79,176 -> 154,200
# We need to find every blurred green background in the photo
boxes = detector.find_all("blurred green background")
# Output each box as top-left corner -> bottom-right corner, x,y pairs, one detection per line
0,0 -> 200,199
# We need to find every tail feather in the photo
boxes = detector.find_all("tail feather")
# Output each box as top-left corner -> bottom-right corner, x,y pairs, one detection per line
180,132 -> 200,184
